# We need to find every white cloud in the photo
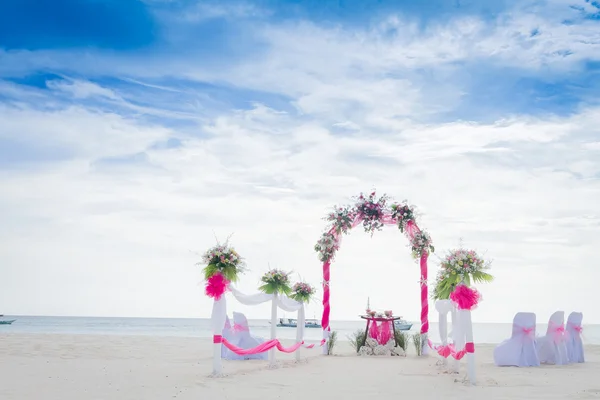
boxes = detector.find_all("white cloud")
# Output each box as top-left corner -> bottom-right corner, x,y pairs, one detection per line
1,1 -> 599,324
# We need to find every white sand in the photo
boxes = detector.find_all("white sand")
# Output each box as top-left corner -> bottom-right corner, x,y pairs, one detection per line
1,333 -> 599,399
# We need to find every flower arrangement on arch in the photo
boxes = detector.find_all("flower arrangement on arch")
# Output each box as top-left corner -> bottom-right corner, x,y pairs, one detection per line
410,230 -> 435,259
259,269 -> 292,295
354,191 -> 389,235
314,232 -> 339,262
433,248 -> 493,300
290,282 -> 315,303
325,206 -> 355,234
390,202 -> 415,233
199,241 -> 246,282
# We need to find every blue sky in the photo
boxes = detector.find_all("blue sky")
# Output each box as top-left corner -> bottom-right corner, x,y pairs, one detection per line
1,0 -> 600,324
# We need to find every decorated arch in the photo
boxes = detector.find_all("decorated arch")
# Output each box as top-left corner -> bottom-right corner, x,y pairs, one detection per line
314,191 -> 434,351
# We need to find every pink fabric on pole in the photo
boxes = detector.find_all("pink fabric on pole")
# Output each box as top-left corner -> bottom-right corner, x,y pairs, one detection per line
465,342 -> 475,353
369,321 -> 380,340
321,260 -> 331,331
379,320 -> 392,345
419,252 -> 429,335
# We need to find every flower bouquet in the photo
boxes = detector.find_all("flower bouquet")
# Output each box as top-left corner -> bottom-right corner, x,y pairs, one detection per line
390,202 -> 415,233
410,230 -> 435,259
433,248 -> 493,300
354,191 -> 389,235
314,232 -> 339,262
259,269 -> 292,295
325,205 -> 355,234
290,282 -> 315,303
199,242 -> 245,282
384,310 -> 393,318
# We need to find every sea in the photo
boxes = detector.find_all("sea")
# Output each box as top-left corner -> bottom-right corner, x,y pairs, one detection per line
2,316 -> 600,345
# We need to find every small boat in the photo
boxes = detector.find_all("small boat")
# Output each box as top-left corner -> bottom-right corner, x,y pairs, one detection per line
0,320 -> 16,325
276,318 -> 322,328
394,319 -> 412,331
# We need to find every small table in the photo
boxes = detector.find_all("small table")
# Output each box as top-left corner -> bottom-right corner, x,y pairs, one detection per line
360,315 -> 403,347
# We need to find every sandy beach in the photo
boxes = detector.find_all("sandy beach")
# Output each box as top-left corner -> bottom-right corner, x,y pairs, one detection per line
1,333 -> 599,400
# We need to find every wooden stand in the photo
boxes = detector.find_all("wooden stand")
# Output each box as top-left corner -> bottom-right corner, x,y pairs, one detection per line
360,315 -> 403,347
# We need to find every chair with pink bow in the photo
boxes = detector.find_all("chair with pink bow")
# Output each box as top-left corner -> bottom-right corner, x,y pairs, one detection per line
493,312 -> 540,367
537,311 -> 568,365
230,312 -> 267,360
565,312 -> 584,363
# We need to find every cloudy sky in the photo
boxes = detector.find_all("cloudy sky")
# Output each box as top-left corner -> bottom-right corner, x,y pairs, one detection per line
1,0 -> 599,324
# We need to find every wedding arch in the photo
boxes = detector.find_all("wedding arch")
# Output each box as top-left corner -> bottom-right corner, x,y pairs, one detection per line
314,191 -> 434,352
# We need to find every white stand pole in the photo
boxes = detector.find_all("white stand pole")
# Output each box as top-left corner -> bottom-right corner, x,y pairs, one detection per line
461,309 -> 476,385
322,329 -> 329,355
295,305 -> 305,362
438,312 -> 448,365
211,297 -> 227,376
451,307 -> 462,374
269,294 -> 278,366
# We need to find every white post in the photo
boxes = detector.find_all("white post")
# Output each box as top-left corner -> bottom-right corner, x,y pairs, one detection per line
295,305 -> 305,362
322,329 -> 329,355
211,296 -> 227,376
461,309 -> 476,385
269,294 -> 278,366
451,307 -> 462,373
438,312 -> 448,365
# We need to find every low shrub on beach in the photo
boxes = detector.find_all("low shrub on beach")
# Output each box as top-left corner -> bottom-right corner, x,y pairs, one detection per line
412,333 -> 426,356
327,331 -> 338,355
394,330 -> 409,352
348,330 -> 366,353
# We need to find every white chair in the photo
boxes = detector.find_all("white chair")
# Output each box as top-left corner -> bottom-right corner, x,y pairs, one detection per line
565,312 -> 584,363
493,312 -> 540,367
221,316 -> 239,359
537,311 -> 568,365
230,312 -> 267,360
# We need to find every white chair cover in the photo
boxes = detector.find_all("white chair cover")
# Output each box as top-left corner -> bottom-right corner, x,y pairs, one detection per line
493,312 -> 540,367
224,312 -> 267,361
537,311 -> 568,365
221,316 -> 239,359
565,312 -> 584,363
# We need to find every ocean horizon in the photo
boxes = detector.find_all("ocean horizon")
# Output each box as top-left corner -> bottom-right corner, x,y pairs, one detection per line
2,315 -> 599,345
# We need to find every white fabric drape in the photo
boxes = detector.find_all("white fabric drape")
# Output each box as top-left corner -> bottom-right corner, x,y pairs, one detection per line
277,295 -> 303,312
229,286 -> 272,305
228,286 -> 303,311
566,312 -> 584,363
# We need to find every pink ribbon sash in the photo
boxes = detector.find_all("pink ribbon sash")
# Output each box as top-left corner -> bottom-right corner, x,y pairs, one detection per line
217,336 -> 326,355
232,323 -> 249,333
379,320 -> 392,345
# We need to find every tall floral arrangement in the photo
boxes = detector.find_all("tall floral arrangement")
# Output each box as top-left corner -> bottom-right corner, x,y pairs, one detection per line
199,240 -> 246,300
259,269 -> 292,295
199,242 -> 246,282
433,248 -> 493,300
290,282 -> 315,303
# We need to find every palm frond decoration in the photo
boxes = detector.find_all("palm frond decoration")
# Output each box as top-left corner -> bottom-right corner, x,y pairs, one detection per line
259,269 -> 292,295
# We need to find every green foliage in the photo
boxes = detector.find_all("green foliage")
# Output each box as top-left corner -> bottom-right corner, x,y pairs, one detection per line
327,331 -> 338,355
202,263 -> 241,283
433,270 -> 494,300
258,281 -> 292,295
348,329 -> 366,353
394,330 -> 409,351
412,333 -> 426,356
